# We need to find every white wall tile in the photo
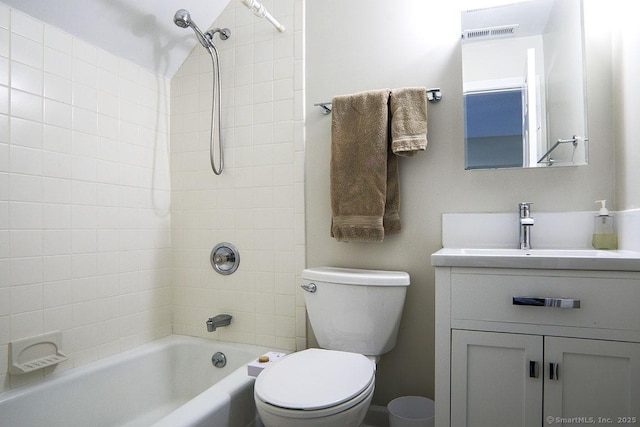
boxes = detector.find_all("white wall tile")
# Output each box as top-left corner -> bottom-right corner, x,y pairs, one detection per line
44,99 -> 72,128
72,82 -> 97,111
2,5 -> 173,386
11,89 -> 43,121
169,0 -> 304,350
0,86 -> 7,115
11,33 -> 43,69
10,9 -> 43,42
10,145 -> 42,175
0,113 -> 7,144
44,73 -> 72,104
9,201 -> 42,229
0,201 -> 7,228
0,29 -> 7,59
10,117 -> 42,149
0,4 -> 9,30
11,286 -> 43,323
73,40 -> 97,66
10,230 -> 42,257
43,255 -> 72,282
44,25 -> 72,54
43,230 -> 71,255
42,177 -> 72,204
44,47 -> 72,79
43,150 -> 72,179
10,175 -> 41,204
11,61 -> 43,95
43,125 -> 72,154
72,107 -> 97,135
42,204 -> 71,229
97,68 -> 119,96
10,256 -> 42,286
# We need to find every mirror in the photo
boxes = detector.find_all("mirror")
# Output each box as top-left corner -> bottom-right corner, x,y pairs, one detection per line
461,0 -> 588,169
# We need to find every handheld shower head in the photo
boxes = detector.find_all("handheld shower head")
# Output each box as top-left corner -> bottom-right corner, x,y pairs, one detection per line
173,9 -> 191,28
173,9 -> 210,49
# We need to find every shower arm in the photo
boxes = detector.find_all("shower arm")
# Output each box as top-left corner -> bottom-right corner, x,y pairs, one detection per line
240,0 -> 285,32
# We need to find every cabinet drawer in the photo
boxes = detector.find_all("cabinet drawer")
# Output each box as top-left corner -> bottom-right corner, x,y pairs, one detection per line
451,272 -> 640,331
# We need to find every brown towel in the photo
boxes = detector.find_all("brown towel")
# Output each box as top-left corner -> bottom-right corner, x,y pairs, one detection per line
390,87 -> 428,157
330,89 -> 401,242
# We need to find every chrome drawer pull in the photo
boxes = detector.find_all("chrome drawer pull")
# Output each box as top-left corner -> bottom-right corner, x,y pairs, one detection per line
512,297 -> 581,309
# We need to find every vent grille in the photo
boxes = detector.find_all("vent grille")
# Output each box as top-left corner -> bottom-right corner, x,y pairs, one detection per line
462,24 -> 518,41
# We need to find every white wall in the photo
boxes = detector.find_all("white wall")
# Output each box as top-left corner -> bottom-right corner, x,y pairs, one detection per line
0,4 -> 172,392
613,0 -> 640,210
462,36 -> 545,83
170,0 -> 305,351
306,0 -> 616,405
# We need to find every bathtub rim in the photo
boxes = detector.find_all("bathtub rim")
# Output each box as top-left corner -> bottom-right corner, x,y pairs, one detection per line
0,334 -> 282,403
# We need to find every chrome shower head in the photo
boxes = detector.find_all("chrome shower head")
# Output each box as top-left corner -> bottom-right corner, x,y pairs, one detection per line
173,9 -> 191,28
174,9 -> 210,49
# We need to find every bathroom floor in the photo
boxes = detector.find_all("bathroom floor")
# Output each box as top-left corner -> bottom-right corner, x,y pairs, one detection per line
362,405 -> 390,427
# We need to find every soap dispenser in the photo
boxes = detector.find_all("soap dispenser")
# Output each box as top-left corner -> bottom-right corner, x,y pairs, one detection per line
592,200 -> 618,250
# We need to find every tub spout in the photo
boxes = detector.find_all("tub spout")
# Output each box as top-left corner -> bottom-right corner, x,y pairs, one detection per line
206,314 -> 232,332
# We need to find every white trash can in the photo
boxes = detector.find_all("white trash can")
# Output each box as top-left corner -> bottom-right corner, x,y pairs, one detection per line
387,396 -> 434,427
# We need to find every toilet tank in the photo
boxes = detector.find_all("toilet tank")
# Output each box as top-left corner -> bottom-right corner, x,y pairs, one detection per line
301,267 -> 410,356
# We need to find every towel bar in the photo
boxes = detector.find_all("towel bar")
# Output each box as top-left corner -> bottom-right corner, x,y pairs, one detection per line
315,88 -> 442,114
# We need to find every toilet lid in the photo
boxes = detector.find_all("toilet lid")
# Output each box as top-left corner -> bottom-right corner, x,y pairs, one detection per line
254,348 -> 375,411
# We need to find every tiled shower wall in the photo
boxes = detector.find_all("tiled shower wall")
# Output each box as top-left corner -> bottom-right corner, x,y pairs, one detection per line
0,5 -> 172,391
170,0 -> 306,351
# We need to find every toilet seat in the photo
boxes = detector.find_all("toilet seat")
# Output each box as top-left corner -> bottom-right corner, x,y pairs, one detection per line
254,348 -> 375,414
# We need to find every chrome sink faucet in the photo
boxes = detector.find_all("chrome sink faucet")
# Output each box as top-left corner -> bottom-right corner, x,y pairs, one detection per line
519,202 -> 534,250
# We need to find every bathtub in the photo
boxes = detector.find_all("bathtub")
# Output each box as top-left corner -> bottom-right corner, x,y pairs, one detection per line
0,335 -> 277,427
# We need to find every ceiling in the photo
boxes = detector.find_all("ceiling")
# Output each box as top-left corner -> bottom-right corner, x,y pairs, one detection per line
2,0 -> 231,78
462,0 -> 556,39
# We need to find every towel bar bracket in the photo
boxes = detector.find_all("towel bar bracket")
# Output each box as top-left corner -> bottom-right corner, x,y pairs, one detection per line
426,88 -> 442,102
314,102 -> 332,115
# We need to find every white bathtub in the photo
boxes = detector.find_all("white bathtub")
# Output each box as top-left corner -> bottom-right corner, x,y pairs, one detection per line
0,335 -> 276,427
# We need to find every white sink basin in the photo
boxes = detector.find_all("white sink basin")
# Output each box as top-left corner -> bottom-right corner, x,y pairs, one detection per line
431,248 -> 640,270
447,248 -> 621,257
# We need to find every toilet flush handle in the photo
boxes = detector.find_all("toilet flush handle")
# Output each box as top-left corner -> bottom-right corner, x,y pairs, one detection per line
301,283 -> 317,293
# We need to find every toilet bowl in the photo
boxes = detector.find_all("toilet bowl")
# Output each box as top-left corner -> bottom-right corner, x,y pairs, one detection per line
254,348 -> 375,427
254,267 -> 410,427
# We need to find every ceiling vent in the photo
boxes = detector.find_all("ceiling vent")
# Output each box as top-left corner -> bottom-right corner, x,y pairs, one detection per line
462,24 -> 519,41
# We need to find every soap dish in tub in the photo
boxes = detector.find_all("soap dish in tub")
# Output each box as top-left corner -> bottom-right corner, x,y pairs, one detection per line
9,331 -> 68,374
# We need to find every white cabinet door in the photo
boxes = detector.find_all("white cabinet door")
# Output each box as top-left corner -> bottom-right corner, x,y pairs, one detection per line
544,337 -> 640,423
451,330 -> 543,427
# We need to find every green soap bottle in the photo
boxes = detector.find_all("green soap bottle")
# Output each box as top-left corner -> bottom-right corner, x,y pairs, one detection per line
592,200 -> 618,250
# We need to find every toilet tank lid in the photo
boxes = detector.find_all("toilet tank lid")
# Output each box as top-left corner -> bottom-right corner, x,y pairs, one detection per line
302,267 -> 410,286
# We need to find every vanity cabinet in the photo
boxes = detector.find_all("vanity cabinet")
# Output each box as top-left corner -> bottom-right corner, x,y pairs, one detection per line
435,267 -> 640,427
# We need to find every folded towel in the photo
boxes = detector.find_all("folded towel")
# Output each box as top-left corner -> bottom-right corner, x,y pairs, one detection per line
390,87 -> 428,157
330,89 -> 400,242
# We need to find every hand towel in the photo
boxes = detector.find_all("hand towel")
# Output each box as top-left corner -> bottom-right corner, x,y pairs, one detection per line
390,87 -> 428,157
330,88 -> 400,242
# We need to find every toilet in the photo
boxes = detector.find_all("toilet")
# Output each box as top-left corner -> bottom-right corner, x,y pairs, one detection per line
254,267 -> 410,427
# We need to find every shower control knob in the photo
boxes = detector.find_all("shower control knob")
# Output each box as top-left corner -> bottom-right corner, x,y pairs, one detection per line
210,242 -> 240,275
213,254 -> 228,265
